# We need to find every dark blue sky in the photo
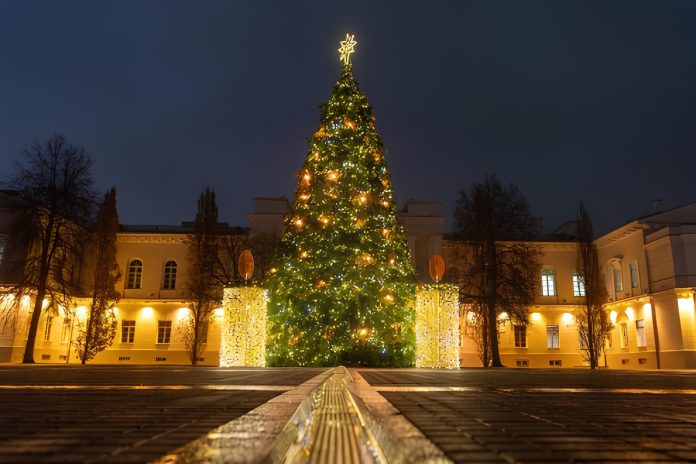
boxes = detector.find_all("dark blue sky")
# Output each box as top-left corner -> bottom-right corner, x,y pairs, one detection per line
2,1 -> 695,235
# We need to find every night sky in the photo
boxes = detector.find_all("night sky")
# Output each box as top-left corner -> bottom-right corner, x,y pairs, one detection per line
1,1 -> 695,236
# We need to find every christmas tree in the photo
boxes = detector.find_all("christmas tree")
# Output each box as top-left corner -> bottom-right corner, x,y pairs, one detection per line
267,35 -> 417,367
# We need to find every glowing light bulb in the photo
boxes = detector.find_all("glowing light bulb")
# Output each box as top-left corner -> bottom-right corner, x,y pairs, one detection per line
294,217 -> 304,227
214,307 -> 224,317
177,307 -> 190,321
358,327 -> 368,338
299,194 -> 309,201
359,194 -> 367,204
302,172 -> 311,183
381,200 -> 390,208
327,171 -> 339,182
299,250 -> 308,259
531,312 -> 541,321
384,293 -> 394,302
562,313 -> 574,324
316,280 -> 326,289
76,306 -> 88,319
388,258 -> 395,265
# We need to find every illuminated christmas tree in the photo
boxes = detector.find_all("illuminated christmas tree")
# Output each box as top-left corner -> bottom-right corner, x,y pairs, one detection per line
267,35 -> 416,367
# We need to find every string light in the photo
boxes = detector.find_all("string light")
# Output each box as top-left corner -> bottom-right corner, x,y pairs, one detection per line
415,285 -> 460,368
338,33 -> 357,65
219,287 -> 267,367
266,34 -> 417,367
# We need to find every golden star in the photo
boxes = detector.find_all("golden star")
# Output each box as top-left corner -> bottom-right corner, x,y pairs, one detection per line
338,33 -> 358,65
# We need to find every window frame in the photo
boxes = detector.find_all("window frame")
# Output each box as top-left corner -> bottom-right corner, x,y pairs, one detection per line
121,320 -> 136,343
127,259 -> 143,289
541,269 -> 557,297
620,322 -> 629,348
513,325 -> 527,348
157,320 -> 172,344
636,319 -> 647,347
546,324 -> 560,349
630,261 -> 640,289
162,260 -> 178,290
60,318 -> 71,344
572,272 -> 586,297
613,267 -> 623,293
43,314 -> 53,342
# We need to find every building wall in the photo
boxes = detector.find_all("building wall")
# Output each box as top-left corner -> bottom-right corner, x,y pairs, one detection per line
1,198 -> 695,369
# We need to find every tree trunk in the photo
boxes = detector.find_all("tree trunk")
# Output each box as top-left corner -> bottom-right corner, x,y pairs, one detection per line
191,306 -> 200,365
480,313 -> 489,367
488,300 -> 502,367
22,288 -> 46,364
81,313 -> 93,365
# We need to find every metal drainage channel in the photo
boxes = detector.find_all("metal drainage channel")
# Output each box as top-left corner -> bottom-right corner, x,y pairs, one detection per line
283,367 -> 386,463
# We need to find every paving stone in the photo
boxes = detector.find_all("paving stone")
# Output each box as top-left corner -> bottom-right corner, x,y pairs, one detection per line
0,365 -> 323,463
361,368 -> 696,463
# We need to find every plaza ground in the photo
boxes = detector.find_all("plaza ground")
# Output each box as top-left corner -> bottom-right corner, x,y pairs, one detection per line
1,366 -> 696,463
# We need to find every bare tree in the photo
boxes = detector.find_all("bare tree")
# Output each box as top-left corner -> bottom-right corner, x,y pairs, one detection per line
575,203 -> 610,369
1,135 -> 96,363
217,229 -> 278,285
182,187 -> 220,364
73,188 -> 120,364
452,175 -> 542,367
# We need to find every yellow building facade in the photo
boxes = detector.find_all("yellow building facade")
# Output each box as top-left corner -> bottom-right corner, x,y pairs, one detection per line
1,197 -> 695,369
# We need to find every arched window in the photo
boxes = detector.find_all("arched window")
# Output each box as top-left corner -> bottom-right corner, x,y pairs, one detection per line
163,260 -> 177,290
126,259 -> 143,289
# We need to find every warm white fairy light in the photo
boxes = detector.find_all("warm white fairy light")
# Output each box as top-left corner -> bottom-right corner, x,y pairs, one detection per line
219,286 -> 268,367
415,284 -> 460,368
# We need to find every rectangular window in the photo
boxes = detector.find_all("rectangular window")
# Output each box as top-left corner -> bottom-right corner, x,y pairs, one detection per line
514,325 -> 527,348
606,333 -> 613,349
614,268 -> 623,292
60,318 -> 71,344
636,320 -> 646,347
157,320 -> 172,344
573,273 -> 586,297
121,320 -> 135,343
630,261 -> 640,289
549,360 -> 562,367
541,269 -> 556,296
620,322 -> 628,348
546,325 -> 560,349
516,360 -> 528,368
44,315 -> 53,342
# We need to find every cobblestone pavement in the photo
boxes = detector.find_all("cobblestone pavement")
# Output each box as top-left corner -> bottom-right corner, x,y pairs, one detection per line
0,365 -> 324,463
359,368 -> 696,463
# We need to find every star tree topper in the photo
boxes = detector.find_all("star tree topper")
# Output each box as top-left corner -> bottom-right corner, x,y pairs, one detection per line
338,33 -> 357,65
